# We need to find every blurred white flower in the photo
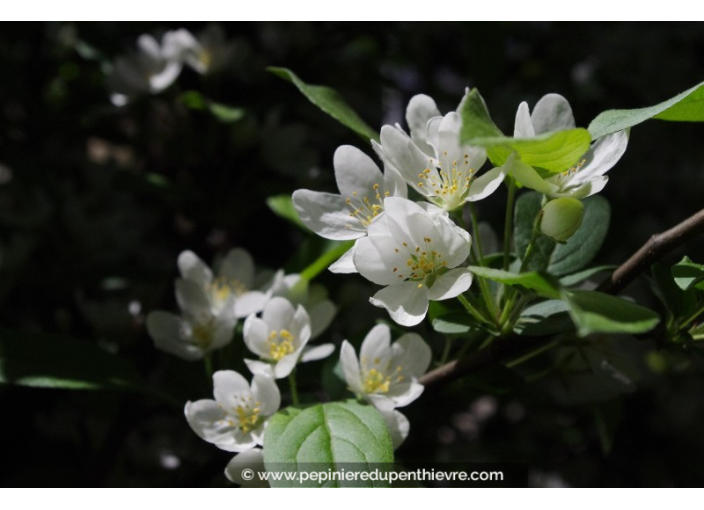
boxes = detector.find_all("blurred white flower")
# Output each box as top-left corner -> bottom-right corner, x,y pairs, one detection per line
292,145 -> 407,273
163,25 -> 233,75
340,324 -> 431,412
225,448 -> 269,488
107,33 -> 183,105
353,197 -> 473,326
178,248 -> 268,319
185,370 -> 280,452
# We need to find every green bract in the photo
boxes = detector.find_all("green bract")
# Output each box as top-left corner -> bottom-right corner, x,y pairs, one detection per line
540,198 -> 585,242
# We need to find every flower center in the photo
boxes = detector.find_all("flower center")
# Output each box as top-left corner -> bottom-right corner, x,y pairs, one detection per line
553,158 -> 586,181
391,237 -> 448,286
417,153 -> 475,207
267,329 -> 296,361
189,317 -> 215,349
361,357 -> 404,394
345,184 -> 390,228
210,276 -> 249,305
223,395 -> 263,434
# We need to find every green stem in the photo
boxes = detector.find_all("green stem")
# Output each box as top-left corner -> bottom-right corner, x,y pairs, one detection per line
288,369 -> 300,406
439,337 -> 454,366
504,339 -> 560,368
681,301 -> 704,329
457,294 -> 490,325
204,353 -> 213,381
469,203 -> 485,265
503,179 -> 517,271
299,241 -> 355,283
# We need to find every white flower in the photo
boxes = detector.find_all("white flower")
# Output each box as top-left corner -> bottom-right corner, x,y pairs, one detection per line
292,145 -> 407,273
146,305 -> 236,361
380,409 -> 410,450
340,324 -> 431,412
267,271 -> 336,339
510,93 -> 629,199
107,33 -> 183,106
225,448 -> 269,488
185,370 -> 280,453
378,94 -> 506,212
163,25 -> 233,75
353,197 -> 473,326
243,297 -> 316,379
178,248 -> 268,319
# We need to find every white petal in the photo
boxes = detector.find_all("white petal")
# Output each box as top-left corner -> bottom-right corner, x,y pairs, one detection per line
466,165 -> 506,202
292,189 -> 364,240
177,250 -> 213,286
437,113 -> 469,175
219,248 -> 255,288
340,340 -> 363,395
383,166 -> 408,199
380,125 -> 433,197
272,353 -> 298,379
213,370 -> 250,407
360,324 -> 392,367
426,267 -> 473,301
244,359 -> 274,378
431,214 -> 471,269
406,94 -> 441,153
380,410 -> 410,450
211,307 -> 237,350
243,315 -> 271,358
175,279 -> 211,316
308,300 -> 336,339
530,93 -> 576,134
300,343 -> 335,363
149,61 -> 182,92
328,246 -> 358,274
367,394 -> 395,412
147,311 -> 203,361
514,101 -> 535,138
578,129 -> 629,179
251,374 -> 281,416
353,235 -> 407,286
235,291 -> 267,319
261,297 -> 295,331
184,399 -> 236,446
225,449 -> 268,487
391,381 -> 424,408
137,34 -> 161,61
334,145 -> 385,199
291,305 -> 312,347
369,282 -> 429,327
392,333 -> 432,379
383,197 -> 436,249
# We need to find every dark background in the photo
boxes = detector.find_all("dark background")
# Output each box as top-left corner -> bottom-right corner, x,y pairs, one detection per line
1,22 -> 704,487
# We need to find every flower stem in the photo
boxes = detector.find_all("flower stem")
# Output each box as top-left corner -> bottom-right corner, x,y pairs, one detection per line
439,337 -> 454,366
680,301 -> 704,329
503,178 -> 517,271
204,353 -> 213,381
468,203 -> 485,265
288,369 -> 300,406
457,293 -> 489,325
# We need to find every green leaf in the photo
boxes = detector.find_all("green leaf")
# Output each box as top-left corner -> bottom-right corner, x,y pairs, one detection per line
672,256 -> 704,291
588,81 -> 704,139
459,89 -> 591,171
689,323 -> 704,341
268,67 -> 379,142
0,328 -> 144,390
513,192 -> 555,271
514,299 -> 574,336
432,312 -> 475,334
559,265 -> 616,287
266,194 -> 306,230
208,101 -> 245,123
562,290 -> 660,337
468,266 -> 561,298
548,195 -> 611,276
263,400 -> 394,487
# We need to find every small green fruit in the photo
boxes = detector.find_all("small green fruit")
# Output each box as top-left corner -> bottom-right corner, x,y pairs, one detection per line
540,198 -> 584,242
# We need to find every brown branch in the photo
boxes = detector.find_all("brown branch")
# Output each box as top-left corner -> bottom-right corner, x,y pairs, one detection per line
597,207 -> 704,294
420,206 -> 704,392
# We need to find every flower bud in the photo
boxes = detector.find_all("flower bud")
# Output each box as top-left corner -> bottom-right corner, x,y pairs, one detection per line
539,198 -> 584,242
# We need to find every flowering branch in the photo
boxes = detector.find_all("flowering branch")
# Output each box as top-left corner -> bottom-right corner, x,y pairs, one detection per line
421,206 -> 704,391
